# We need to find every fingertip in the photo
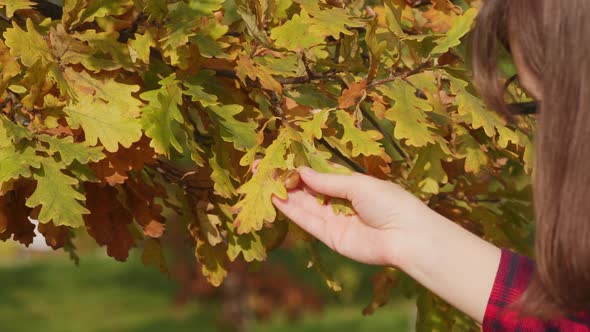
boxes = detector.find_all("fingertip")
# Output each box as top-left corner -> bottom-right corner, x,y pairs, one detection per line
271,194 -> 288,206
299,166 -> 315,176
299,166 -> 319,183
251,159 -> 261,174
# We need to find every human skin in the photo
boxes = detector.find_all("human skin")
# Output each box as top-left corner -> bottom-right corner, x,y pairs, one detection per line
272,167 -> 501,322
270,43 -> 541,323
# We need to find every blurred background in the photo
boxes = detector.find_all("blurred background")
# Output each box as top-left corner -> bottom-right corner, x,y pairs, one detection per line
0,228 -> 416,332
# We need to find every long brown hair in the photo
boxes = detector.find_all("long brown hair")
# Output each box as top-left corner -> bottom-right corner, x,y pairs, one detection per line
472,0 -> 590,318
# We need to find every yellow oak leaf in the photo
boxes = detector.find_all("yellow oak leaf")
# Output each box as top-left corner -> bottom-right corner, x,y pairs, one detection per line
232,130 -> 295,234
0,0 -> 35,18
377,79 -> 436,147
4,19 -> 52,67
64,95 -> 142,152
335,110 -> 383,157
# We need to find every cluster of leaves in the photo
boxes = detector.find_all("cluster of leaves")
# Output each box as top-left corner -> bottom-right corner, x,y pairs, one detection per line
0,0 -> 535,330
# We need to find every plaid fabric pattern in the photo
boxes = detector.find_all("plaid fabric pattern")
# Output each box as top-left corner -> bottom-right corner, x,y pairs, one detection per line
483,249 -> 590,331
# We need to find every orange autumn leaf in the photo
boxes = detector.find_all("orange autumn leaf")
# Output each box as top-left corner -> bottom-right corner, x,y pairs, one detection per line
338,80 -> 368,109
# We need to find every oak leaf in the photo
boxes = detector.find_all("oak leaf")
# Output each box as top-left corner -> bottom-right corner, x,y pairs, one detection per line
338,80 -> 368,109
26,159 -> 89,227
335,110 -> 383,157
64,95 -> 143,152
3,19 -> 52,67
84,184 -> 135,261
431,8 -> 477,55
38,221 -> 69,250
377,79 -> 436,147
0,0 -> 35,18
0,184 -> 35,246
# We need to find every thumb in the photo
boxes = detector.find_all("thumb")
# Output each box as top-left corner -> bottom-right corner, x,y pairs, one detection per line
299,166 -> 364,200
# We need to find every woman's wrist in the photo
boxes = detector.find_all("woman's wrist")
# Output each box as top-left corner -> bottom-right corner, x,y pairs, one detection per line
387,204 -> 502,323
388,204 -> 448,276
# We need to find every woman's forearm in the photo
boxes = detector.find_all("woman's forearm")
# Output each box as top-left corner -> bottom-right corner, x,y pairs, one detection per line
394,207 -> 502,323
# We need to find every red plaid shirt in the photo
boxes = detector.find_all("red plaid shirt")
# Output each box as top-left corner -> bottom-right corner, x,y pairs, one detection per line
483,249 -> 590,331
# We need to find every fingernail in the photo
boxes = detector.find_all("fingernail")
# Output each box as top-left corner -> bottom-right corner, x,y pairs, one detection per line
272,195 -> 287,205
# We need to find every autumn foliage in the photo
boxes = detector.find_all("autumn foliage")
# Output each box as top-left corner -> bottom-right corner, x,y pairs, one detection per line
0,0 -> 535,330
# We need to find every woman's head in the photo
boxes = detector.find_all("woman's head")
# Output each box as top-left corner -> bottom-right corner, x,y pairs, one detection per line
472,0 -> 543,113
472,0 -> 590,318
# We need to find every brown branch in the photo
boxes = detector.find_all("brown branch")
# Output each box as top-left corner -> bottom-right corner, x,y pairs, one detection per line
265,91 -> 366,174
208,68 -> 339,85
301,52 -> 316,80
154,159 -> 214,193
405,0 -> 432,8
318,138 -> 366,174
277,70 -> 339,84
34,0 -> 63,19
360,105 -> 412,166
368,59 -> 433,87
333,34 -> 342,64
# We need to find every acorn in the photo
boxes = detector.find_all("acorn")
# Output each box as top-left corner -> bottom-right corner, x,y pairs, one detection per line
282,170 -> 301,190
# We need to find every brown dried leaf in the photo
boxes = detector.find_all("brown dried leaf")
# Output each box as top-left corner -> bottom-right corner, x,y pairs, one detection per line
0,183 -> 35,247
38,221 -> 69,249
91,137 -> 156,186
338,80 -> 367,109
84,184 -> 135,261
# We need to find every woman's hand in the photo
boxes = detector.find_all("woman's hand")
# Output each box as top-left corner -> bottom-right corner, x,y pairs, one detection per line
271,166 -> 433,267
270,166 -> 502,322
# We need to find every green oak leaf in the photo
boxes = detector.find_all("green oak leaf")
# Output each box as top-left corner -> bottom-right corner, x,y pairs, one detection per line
409,143 -> 450,194
0,115 -> 32,147
73,0 -> 132,27
309,7 -> 365,39
140,74 -> 187,156
26,159 -> 89,227
195,238 -> 227,287
207,104 -> 258,151
187,0 -> 223,16
455,126 -> 488,174
64,68 -> 143,116
0,143 -> 41,183
226,222 -> 266,262
129,31 -> 156,64
38,135 -> 105,166
431,8 -> 477,55
209,141 -> 237,199
183,70 -> 219,107
270,10 -> 325,50
447,75 -> 505,138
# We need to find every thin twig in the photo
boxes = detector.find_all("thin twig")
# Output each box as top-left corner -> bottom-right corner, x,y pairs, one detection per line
406,0 -> 432,8
209,68 -> 339,85
265,91 -> 365,174
369,60 -> 432,87
360,105 -> 412,166
318,138 -> 366,174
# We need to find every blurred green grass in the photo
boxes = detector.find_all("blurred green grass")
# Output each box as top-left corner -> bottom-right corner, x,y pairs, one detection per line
0,246 -> 415,332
